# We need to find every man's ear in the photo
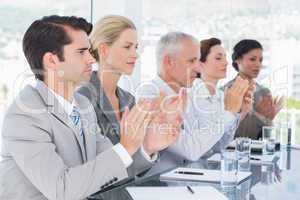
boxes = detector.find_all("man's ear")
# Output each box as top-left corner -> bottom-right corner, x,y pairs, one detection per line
163,54 -> 174,68
42,52 -> 60,70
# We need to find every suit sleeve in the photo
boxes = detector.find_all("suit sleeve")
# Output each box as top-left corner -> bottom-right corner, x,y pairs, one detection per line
235,110 -> 272,139
235,85 -> 273,139
95,130 -> 154,178
2,110 -> 128,200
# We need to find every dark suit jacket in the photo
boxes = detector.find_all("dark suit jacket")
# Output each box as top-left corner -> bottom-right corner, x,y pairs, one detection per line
77,71 -> 152,177
224,77 -> 272,139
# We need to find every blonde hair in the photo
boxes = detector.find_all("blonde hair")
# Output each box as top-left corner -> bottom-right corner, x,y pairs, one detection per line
89,15 -> 136,61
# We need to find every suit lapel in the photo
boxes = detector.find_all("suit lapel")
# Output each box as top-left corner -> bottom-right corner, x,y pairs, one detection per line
35,81 -> 87,162
51,106 -> 88,162
90,72 -> 120,138
75,93 -> 97,161
116,87 -> 135,113
89,72 -> 135,144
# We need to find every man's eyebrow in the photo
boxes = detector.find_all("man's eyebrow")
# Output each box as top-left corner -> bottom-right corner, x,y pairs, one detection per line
189,57 -> 198,61
76,47 -> 89,51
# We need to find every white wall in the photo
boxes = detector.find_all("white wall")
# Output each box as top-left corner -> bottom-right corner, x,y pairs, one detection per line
92,0 -> 143,94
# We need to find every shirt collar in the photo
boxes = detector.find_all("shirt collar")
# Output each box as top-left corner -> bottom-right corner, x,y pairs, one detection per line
153,75 -> 177,95
192,79 -> 223,100
35,80 -> 74,116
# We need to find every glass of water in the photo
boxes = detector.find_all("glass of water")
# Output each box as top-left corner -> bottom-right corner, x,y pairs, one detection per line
262,126 -> 279,155
221,149 -> 238,191
236,137 -> 251,172
278,122 -> 291,148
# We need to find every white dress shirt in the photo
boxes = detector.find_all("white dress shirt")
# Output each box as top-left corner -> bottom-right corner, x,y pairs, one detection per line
136,76 -> 240,161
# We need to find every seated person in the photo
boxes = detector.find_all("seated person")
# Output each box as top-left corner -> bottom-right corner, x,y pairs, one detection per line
0,15 -> 185,200
225,39 -> 283,139
78,15 -> 186,178
136,33 -> 251,175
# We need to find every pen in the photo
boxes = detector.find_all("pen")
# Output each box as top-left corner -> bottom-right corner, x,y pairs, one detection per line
250,157 -> 260,161
186,185 -> 194,194
175,171 -> 204,175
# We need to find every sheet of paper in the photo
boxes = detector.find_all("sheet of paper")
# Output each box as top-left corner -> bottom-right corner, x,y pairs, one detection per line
160,167 -> 251,183
126,186 -> 228,200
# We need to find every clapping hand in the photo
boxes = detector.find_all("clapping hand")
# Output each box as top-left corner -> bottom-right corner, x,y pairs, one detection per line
240,80 -> 255,120
224,76 -> 249,113
255,94 -> 284,120
143,88 -> 187,155
119,99 -> 153,156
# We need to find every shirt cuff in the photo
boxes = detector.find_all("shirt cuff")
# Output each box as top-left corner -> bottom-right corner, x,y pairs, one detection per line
140,145 -> 159,162
112,143 -> 133,168
254,112 -> 273,125
224,111 -> 239,124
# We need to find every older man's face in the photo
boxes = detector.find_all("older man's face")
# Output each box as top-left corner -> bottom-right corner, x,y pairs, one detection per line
170,38 -> 201,89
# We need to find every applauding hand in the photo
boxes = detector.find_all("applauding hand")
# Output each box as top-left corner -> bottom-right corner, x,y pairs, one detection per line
224,76 -> 249,113
143,88 -> 187,155
240,80 -> 255,120
119,99 -> 153,156
256,94 -> 284,120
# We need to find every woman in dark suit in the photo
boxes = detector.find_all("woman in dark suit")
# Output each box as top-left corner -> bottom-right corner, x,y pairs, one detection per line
79,15 -> 137,145
78,15 -> 185,178
225,39 -> 283,139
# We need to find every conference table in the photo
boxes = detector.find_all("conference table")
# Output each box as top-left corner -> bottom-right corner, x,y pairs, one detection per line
90,148 -> 300,200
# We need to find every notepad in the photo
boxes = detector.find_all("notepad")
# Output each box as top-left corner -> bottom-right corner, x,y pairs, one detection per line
126,186 -> 228,200
160,167 -> 251,183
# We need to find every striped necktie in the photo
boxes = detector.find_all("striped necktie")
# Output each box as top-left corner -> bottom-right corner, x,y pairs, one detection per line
69,106 -> 84,136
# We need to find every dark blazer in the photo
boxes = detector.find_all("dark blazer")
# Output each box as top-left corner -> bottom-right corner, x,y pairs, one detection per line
224,77 -> 272,139
77,71 -> 151,177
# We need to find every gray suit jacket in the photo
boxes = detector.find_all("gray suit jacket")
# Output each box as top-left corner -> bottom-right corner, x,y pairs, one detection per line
224,78 -> 271,139
77,72 -> 153,178
0,81 -> 132,200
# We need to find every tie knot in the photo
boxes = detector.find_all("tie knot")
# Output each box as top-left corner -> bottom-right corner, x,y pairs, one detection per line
69,106 -> 84,136
70,106 -> 80,125
71,105 -> 80,115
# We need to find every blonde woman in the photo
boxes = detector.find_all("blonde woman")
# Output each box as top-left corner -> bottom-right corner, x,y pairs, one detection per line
78,15 -> 185,178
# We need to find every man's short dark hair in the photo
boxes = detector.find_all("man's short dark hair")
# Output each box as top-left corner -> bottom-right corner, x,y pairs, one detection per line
22,15 -> 93,81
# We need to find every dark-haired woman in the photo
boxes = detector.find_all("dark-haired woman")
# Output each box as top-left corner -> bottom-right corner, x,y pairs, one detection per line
178,38 -> 251,159
225,39 -> 283,139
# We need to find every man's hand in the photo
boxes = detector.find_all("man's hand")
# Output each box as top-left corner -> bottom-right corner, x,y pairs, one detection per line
143,88 -> 187,155
224,76 -> 249,113
119,99 -> 153,156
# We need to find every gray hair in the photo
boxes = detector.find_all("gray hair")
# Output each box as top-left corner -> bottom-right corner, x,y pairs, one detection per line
156,31 -> 199,71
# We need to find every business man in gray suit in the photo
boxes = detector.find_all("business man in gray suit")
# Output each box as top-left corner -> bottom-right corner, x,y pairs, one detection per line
0,15 -> 184,200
